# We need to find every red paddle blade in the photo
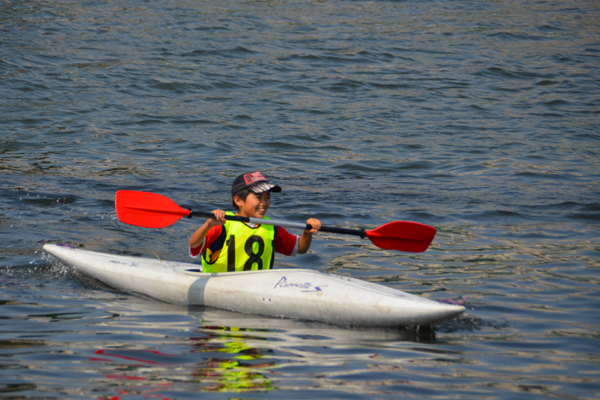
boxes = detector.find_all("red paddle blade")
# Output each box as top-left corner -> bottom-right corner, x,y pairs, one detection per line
365,221 -> 436,252
115,190 -> 190,228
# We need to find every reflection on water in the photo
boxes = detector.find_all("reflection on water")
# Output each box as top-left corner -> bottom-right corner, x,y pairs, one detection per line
92,332 -> 275,397
190,326 -> 276,392
81,306 -> 443,399
90,317 -> 278,398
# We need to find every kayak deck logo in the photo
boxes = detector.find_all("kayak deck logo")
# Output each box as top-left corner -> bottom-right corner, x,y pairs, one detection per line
273,276 -> 327,292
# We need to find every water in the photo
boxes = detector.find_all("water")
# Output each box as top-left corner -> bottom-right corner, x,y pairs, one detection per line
1,0 -> 599,398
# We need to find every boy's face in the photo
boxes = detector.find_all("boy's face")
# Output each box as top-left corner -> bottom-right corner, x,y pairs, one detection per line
235,191 -> 271,218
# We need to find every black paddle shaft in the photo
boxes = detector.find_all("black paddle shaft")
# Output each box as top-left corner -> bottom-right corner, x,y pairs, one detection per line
190,211 -> 367,239
318,225 -> 367,238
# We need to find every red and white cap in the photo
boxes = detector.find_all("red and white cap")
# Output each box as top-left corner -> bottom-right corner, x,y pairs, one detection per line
231,171 -> 282,196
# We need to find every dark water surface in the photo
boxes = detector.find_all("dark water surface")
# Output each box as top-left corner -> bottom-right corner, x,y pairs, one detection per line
1,0 -> 599,398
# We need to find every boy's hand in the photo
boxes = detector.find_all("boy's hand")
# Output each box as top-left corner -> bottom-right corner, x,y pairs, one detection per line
210,209 -> 226,226
298,218 -> 321,254
306,218 -> 321,233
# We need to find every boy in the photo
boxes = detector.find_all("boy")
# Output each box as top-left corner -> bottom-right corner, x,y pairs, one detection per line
189,171 -> 321,272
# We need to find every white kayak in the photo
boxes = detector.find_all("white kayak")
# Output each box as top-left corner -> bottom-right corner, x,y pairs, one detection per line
43,244 -> 465,327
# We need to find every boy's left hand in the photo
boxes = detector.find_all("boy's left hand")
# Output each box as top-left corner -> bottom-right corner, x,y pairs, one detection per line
306,218 -> 321,233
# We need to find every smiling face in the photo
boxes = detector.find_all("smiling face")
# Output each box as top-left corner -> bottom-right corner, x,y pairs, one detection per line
234,191 -> 271,218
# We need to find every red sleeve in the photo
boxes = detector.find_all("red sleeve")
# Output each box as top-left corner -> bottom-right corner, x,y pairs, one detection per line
189,225 -> 223,258
274,227 -> 299,256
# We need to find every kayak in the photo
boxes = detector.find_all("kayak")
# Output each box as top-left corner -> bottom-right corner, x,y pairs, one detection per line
43,244 -> 465,327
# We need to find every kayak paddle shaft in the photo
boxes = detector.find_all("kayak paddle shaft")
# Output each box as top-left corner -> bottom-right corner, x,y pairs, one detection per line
190,211 -> 367,238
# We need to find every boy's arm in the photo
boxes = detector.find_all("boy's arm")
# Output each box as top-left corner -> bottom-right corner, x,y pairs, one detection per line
189,209 -> 226,249
298,218 -> 321,254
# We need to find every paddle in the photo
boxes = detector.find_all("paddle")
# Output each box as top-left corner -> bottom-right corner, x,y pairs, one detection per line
115,190 -> 436,252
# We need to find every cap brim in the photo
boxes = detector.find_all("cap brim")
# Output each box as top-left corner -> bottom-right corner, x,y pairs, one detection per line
249,182 -> 282,194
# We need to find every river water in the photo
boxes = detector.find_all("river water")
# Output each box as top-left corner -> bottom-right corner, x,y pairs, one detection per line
1,0 -> 599,398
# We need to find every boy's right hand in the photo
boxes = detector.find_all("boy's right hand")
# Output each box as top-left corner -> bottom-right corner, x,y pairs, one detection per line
210,209 -> 226,226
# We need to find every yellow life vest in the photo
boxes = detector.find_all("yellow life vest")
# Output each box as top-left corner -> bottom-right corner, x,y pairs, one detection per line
202,212 -> 275,273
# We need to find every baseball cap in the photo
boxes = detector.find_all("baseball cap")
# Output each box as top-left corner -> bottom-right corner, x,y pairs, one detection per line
231,171 -> 282,196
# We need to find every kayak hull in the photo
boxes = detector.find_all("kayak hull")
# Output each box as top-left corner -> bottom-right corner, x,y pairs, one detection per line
43,244 -> 464,327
